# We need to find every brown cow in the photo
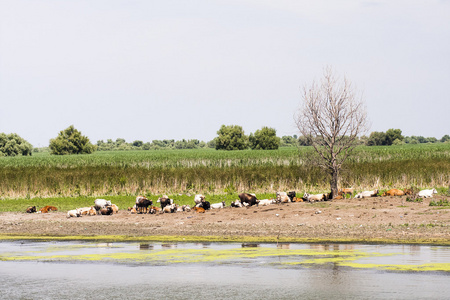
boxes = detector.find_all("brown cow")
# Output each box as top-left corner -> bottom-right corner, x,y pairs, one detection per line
382,189 -> 405,197
110,204 -> 119,214
339,188 -> 354,195
192,206 -> 205,213
239,193 -> 259,206
39,206 -> 58,213
403,189 -> 413,195
292,197 -> 304,202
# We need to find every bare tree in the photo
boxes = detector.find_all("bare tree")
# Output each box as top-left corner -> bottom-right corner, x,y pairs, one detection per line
296,67 -> 369,198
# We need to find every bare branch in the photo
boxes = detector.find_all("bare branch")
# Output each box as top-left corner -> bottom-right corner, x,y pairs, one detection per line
295,67 -> 369,197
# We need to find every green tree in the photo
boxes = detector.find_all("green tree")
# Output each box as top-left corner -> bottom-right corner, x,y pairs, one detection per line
49,125 -> 96,155
366,131 -> 387,146
132,140 -> 143,148
0,133 -> 33,156
280,135 -> 297,147
385,128 -> 403,145
249,127 -> 280,150
441,135 -> 450,143
215,125 -> 248,150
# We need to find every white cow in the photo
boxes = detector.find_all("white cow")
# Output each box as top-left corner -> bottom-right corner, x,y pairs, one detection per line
258,199 -> 276,206
276,192 -> 290,203
94,199 -> 111,211
210,201 -> 226,209
194,194 -> 205,204
354,189 -> 379,198
231,200 -> 243,208
162,203 -> 177,213
303,192 -> 326,202
78,206 -> 96,216
67,209 -> 81,218
418,188 -> 437,198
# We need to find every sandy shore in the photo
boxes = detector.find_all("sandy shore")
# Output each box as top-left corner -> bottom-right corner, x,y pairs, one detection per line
1,195 -> 449,244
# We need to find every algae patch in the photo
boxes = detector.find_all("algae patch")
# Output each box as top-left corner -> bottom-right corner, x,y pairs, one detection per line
1,242 -> 449,272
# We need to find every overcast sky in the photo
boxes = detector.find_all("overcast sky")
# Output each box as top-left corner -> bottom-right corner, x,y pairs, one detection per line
1,0 -> 449,147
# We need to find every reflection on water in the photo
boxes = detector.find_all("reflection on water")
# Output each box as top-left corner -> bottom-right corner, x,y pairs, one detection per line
0,241 -> 449,300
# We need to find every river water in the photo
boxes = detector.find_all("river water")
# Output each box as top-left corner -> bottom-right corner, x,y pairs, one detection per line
0,241 -> 449,299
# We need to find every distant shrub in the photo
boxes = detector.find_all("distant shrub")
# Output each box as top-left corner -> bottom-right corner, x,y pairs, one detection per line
0,133 -> 33,156
249,127 -> 280,150
49,125 -> 96,155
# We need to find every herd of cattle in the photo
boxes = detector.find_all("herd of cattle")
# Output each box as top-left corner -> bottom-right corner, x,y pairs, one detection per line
25,187 -> 439,217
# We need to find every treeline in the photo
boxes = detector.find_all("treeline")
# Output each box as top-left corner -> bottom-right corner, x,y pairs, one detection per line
96,138 -> 215,151
1,125 -> 449,157
365,129 -> 450,146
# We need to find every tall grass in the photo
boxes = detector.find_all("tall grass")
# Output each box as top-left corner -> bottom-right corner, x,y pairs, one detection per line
0,144 -> 449,199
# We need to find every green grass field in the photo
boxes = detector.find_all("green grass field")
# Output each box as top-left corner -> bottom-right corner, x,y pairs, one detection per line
0,144 -> 449,202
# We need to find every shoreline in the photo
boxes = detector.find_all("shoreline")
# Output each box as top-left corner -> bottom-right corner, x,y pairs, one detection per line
1,233 -> 449,246
1,195 -> 449,245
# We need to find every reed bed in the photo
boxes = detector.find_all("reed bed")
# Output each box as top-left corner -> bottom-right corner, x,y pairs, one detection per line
0,144 -> 449,200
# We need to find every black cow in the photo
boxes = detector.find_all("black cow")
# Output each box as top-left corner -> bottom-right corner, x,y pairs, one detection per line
26,206 -> 36,213
136,198 -> 152,213
158,196 -> 173,210
99,206 -> 113,215
198,201 -> 210,210
238,193 -> 259,207
287,191 -> 296,201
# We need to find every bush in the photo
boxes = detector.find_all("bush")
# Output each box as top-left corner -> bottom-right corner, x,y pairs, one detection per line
49,125 -> 96,155
0,133 -> 33,156
249,127 -> 280,150
215,125 -> 248,150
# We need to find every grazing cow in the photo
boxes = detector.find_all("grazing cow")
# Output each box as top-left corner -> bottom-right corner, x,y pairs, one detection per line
136,198 -> 152,213
276,192 -> 290,203
382,189 -> 405,197
135,195 -> 148,205
418,188 -> 437,198
239,193 -> 259,207
157,196 -> 173,210
354,189 -> 379,198
39,206 -> 58,213
194,194 -> 205,205
192,206 -> 205,213
26,206 -> 37,213
67,209 -> 81,218
287,191 -> 296,201
99,206 -> 113,215
303,192 -> 327,202
210,201 -> 226,209
231,200 -> 243,208
258,199 -> 276,206
94,199 -> 112,212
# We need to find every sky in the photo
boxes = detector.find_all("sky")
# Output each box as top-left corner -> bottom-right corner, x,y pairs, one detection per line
0,0 -> 449,147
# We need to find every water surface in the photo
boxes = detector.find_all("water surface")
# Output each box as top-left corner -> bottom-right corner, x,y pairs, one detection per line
0,241 -> 449,299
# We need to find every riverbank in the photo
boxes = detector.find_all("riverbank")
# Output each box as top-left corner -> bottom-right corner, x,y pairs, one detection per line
1,195 -> 449,245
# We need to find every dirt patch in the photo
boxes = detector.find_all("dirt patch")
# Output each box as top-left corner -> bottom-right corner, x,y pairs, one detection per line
1,196 -> 449,243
